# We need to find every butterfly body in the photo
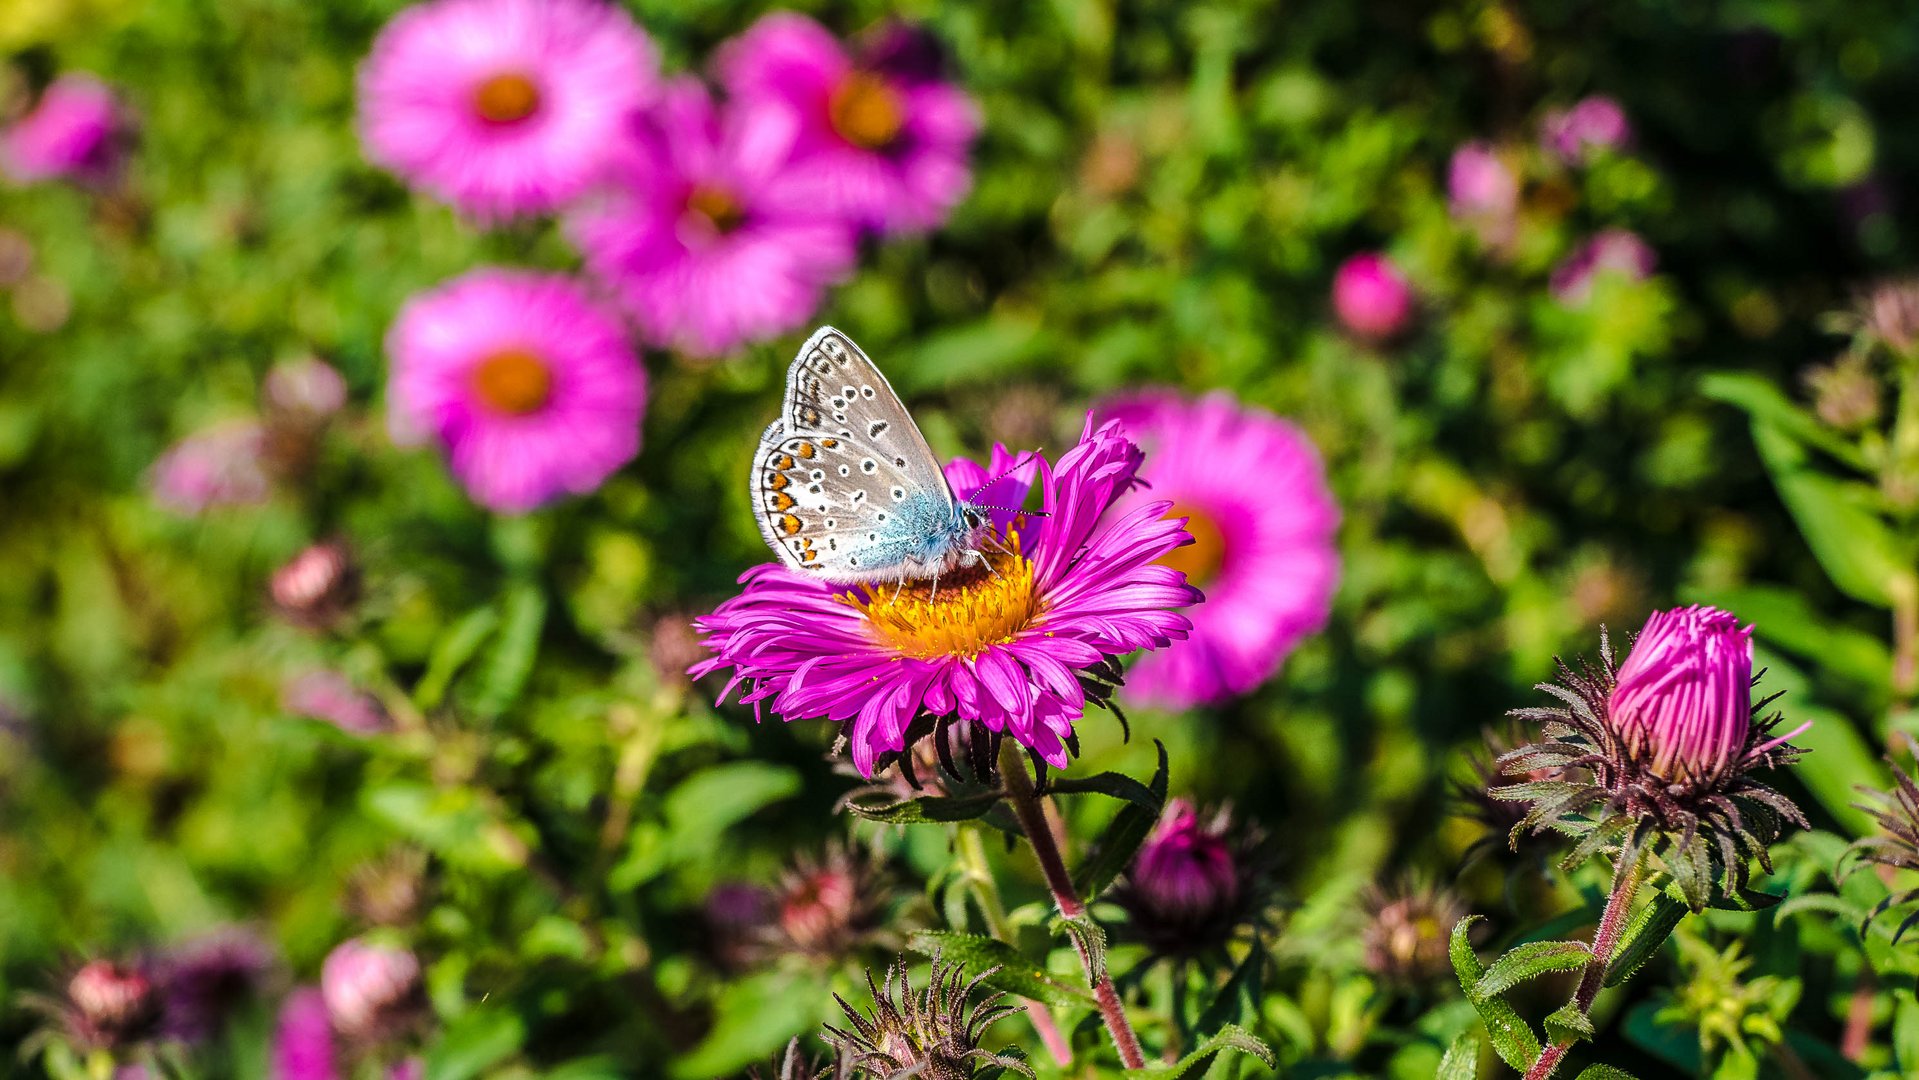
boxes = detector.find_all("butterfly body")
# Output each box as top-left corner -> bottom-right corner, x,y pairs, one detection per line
752,327 -> 988,585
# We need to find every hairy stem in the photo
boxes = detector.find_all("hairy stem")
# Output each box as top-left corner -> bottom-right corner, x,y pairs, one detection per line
1523,848 -> 1646,1080
998,740 -> 1147,1069
957,826 -> 1074,1067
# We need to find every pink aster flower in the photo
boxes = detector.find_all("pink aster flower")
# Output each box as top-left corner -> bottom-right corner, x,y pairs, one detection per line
566,79 -> 858,357
717,14 -> 981,235
1095,392 -> 1339,709
1331,252 -> 1414,340
357,0 -> 658,219
1539,95 -> 1632,165
149,420 -> 274,514
2,74 -> 125,186
692,419 -> 1199,776
386,269 -> 646,512
1550,228 -> 1656,305
271,989 -> 337,1080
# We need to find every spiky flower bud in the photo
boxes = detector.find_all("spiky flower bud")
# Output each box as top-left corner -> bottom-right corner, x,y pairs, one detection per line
1861,279 -> 1919,357
1111,799 -> 1263,957
825,954 -> 1031,1080
64,959 -> 162,1050
319,938 -> 425,1041
1844,759 -> 1919,942
1360,882 -> 1466,984
1497,606 -> 1810,909
271,540 -> 359,629
769,844 -> 887,962
750,1037 -> 853,1080
345,849 -> 431,928
1802,352 -> 1882,431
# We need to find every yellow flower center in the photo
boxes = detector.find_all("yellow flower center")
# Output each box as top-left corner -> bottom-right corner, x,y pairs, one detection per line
684,184 -> 746,234
473,72 -> 542,125
828,71 -> 905,151
471,348 -> 553,415
1158,503 -> 1226,586
850,530 -> 1039,659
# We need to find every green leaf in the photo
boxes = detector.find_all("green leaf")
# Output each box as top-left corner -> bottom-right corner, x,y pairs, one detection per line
361,782 -> 525,875
1071,741 -> 1169,903
1045,769 -> 1160,810
414,605 -> 499,710
1571,1067 -> 1640,1080
1050,911 -> 1108,985
843,789 -> 1005,825
1605,887 -> 1689,988
1699,371 -> 1868,472
1436,1034 -> 1479,1080
470,581 -> 545,720
1195,939 -> 1264,1033
423,1008 -> 526,1080
904,930 -> 1093,1007
1121,1024 -> 1275,1078
1686,584 -> 1893,699
1894,989 -> 1919,1073
1545,1002 -> 1596,1045
1751,420 -> 1909,609
1473,940 -> 1590,998
1450,916 -> 1541,1072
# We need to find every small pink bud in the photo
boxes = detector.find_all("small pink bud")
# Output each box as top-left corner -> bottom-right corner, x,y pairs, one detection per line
1550,228 -> 1656,306
319,938 -> 424,1041
283,671 -> 389,736
270,541 -> 358,629
1540,95 -> 1632,164
1332,253 -> 1414,340
66,959 -> 161,1049
1448,142 -> 1518,221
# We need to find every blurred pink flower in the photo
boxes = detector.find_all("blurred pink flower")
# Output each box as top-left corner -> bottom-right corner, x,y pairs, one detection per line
1539,95 -> 1631,164
271,988 -> 337,1080
1331,252 -> 1414,340
320,938 -> 424,1041
2,74 -> 125,185
357,0 -> 658,219
1550,228 -> 1656,305
385,269 -> 646,512
567,79 -> 857,357
717,14 -> 980,235
1097,391 -> 1339,708
149,420 -> 274,514
1447,141 -> 1518,243
1112,800 -> 1259,956
283,671 -> 390,736
263,356 -> 348,424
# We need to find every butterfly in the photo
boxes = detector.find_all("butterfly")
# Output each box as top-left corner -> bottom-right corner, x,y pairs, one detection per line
752,326 -> 993,587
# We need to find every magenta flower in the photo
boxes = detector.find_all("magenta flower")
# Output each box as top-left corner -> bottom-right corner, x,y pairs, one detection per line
1550,228 -> 1656,305
692,419 -> 1199,776
717,14 -> 981,235
1095,391 -> 1339,709
283,671 -> 390,736
357,0 -> 658,219
320,938 -> 425,1041
1331,252 -> 1414,340
566,79 -> 857,357
2,74 -> 125,186
1113,800 -> 1264,957
271,988 -> 337,1080
149,420 -> 274,514
1610,605 -> 1801,786
1540,95 -> 1632,164
386,269 -> 646,512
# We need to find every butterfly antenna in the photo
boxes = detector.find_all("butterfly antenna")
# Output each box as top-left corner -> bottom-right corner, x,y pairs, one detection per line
967,450 -> 1051,518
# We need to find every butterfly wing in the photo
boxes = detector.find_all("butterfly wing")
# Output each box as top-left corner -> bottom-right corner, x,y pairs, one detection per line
750,327 -> 962,582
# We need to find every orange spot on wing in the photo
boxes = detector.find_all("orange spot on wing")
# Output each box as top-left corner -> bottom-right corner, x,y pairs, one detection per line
779,513 -> 802,536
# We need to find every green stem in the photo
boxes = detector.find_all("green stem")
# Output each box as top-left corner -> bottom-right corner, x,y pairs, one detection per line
1523,847 -> 1646,1080
957,826 -> 1073,1066
998,739 -> 1147,1069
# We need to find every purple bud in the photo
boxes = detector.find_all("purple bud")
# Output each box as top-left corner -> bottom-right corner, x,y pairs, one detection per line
1550,228 -> 1656,306
271,988 -> 338,1080
1331,253 -> 1414,340
1113,800 -> 1258,955
157,928 -> 275,1042
1610,606 -> 1760,785
1539,95 -> 1632,164
282,671 -> 390,736
319,938 -> 425,1041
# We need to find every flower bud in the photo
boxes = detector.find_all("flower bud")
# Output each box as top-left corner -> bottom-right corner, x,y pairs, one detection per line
319,938 -> 425,1041
1332,253 -> 1414,340
1539,96 -> 1631,164
770,844 -> 884,961
263,357 -> 348,425
1550,229 -> 1655,306
1113,800 -> 1259,956
1448,142 -> 1518,222
1861,279 -> 1919,357
345,849 -> 431,928
149,420 -> 274,514
156,928 -> 274,1043
271,541 -> 359,629
65,959 -> 162,1050
1802,352 -> 1882,432
826,953 -> 1029,1080
283,671 -> 390,737
1,74 -> 127,187
1361,883 -> 1465,984
1609,605 -> 1754,786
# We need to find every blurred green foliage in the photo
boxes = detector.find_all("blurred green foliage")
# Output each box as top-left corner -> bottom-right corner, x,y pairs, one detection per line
4,0 -> 1919,1076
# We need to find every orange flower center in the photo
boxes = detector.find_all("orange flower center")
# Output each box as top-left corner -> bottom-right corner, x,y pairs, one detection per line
828,71 -> 905,151
473,72 -> 541,125
1158,503 -> 1226,585
850,530 -> 1038,659
684,184 -> 746,234
471,348 -> 553,415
